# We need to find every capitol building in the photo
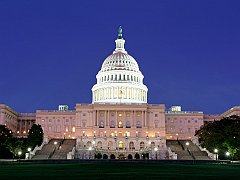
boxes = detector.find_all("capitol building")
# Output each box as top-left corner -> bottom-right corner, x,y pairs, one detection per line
1,27 -> 240,160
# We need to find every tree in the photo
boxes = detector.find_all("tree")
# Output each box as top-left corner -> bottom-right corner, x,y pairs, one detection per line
0,125 -> 13,158
196,115 -> 240,160
28,124 -> 44,149
4,137 -> 27,158
0,125 -> 12,146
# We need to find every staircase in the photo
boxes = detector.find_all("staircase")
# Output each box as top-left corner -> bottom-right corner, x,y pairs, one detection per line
50,139 -> 76,159
166,140 -> 210,160
32,139 -> 76,160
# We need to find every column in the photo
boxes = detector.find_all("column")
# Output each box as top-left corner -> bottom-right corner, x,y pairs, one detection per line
132,110 -> 135,127
107,110 -> 110,126
145,110 -> 147,127
95,110 -> 98,126
20,120 -> 22,133
115,111 -> 117,127
142,111 -> 144,127
104,110 -> 107,127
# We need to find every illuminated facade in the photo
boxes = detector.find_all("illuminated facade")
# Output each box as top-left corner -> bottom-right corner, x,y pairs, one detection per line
0,27 -> 239,159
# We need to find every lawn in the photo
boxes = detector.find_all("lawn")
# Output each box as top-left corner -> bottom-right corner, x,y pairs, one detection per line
1,161 -> 240,180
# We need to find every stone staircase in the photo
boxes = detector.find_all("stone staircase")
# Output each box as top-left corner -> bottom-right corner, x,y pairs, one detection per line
32,139 -> 76,160
166,140 -> 210,160
50,139 -> 76,159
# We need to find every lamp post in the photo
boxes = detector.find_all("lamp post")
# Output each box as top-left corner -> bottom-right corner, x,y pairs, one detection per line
88,147 -> 92,159
27,148 -> 31,160
226,152 -> 230,160
154,147 -> 158,160
214,149 -> 218,160
18,151 -> 22,160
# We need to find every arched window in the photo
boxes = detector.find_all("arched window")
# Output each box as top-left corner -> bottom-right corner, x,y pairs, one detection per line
97,141 -> 102,149
129,142 -> 134,150
118,121 -> 123,128
110,120 -> 115,128
150,142 -> 155,149
118,141 -> 124,150
136,121 -> 142,128
140,142 -> 145,150
82,120 -> 86,128
99,121 -> 104,128
126,121 -> 131,128
108,141 -> 113,150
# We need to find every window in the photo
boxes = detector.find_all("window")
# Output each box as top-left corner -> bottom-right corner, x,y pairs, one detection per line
118,121 -> 123,128
83,113 -> 86,116
99,121 -> 104,128
155,114 -> 158,117
188,120 -> 191,123
195,120 -> 198,123
72,127 -> 75,132
82,121 -> 86,128
136,121 -> 142,128
126,121 -> 131,128
110,120 -> 115,128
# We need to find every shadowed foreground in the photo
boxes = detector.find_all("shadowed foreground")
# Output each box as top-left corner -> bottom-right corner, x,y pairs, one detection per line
1,161 -> 240,180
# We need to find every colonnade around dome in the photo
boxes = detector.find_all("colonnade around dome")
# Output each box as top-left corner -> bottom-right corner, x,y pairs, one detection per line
92,86 -> 147,103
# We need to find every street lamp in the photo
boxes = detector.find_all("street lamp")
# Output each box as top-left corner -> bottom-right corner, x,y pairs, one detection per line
214,149 -> 218,160
88,147 -> 92,159
27,148 -> 31,160
154,147 -> 158,160
176,133 -> 179,140
54,141 -> 57,145
185,142 -> 189,146
226,152 -> 230,157
18,151 -> 22,159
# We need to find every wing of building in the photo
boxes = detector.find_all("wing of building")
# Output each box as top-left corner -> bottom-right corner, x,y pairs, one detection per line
1,27 -> 239,160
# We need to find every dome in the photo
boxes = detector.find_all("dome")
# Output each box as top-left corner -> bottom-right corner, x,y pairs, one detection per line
92,26 -> 148,104
100,51 -> 140,73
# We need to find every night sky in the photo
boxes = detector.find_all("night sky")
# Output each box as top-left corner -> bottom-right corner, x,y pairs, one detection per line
0,0 -> 240,114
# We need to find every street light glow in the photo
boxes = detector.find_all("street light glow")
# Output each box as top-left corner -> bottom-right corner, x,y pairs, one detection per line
27,148 -> 31,152
214,149 -> 218,153
154,147 -> 158,152
54,141 -> 57,145
18,151 -> 22,156
186,142 -> 189,146
226,152 -> 230,156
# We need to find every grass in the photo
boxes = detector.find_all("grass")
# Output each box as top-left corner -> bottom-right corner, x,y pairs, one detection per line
1,161 -> 240,180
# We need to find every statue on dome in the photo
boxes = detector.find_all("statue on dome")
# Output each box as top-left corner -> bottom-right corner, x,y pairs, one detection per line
118,26 -> 123,39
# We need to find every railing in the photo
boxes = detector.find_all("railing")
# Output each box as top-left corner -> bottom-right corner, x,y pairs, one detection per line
67,147 -> 76,159
166,111 -> 203,114
19,113 -> 36,116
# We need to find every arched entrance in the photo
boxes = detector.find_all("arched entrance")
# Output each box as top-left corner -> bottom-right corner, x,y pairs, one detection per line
135,153 -> 140,159
103,154 -> 108,159
128,154 -> 133,159
118,153 -> 125,160
110,154 -> 116,159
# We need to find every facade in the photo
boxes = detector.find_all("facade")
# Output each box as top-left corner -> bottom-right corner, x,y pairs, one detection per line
0,27 -> 239,159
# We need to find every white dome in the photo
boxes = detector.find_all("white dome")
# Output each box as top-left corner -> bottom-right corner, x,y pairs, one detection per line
92,26 -> 148,104
100,51 -> 140,73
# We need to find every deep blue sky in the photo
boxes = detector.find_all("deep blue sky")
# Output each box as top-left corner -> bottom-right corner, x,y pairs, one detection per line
0,0 -> 240,114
